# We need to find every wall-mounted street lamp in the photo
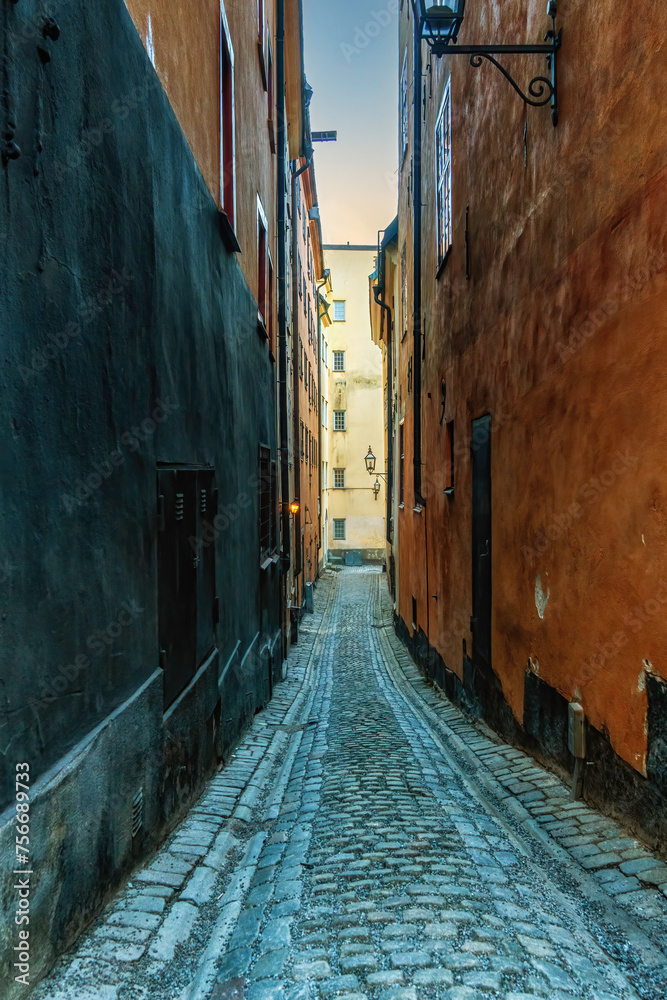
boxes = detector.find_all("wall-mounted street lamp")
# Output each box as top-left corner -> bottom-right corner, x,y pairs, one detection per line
289,502 -> 300,516
373,479 -> 382,501
418,0 -> 562,126
365,446 -> 388,482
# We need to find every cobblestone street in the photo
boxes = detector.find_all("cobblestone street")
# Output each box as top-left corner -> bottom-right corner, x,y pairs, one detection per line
34,570 -> 667,1000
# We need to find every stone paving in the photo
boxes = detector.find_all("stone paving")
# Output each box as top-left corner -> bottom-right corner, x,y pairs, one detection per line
32,569 -> 667,1000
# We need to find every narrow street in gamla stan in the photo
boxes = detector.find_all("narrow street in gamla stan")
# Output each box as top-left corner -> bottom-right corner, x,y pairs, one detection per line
1,3 -> 666,1000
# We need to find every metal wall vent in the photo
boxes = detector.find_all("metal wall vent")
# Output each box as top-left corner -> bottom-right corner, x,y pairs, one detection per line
175,493 -> 185,521
200,489 -> 207,514
131,787 -> 144,838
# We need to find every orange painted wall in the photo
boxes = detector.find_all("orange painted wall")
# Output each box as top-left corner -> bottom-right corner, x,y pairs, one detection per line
397,0 -> 667,774
293,167 -> 321,602
122,0 -> 277,308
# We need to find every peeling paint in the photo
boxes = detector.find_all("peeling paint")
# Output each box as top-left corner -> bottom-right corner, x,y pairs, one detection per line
535,574 -> 551,620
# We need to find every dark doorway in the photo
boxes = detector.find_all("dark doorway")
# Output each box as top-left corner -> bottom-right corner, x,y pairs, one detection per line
471,416 -> 492,673
158,467 -> 218,710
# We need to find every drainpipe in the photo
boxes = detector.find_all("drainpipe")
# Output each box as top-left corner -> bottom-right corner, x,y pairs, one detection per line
276,0 -> 291,659
373,278 -> 394,548
291,164 -> 302,599
277,0 -> 289,574
316,277 -> 329,573
410,0 -> 423,506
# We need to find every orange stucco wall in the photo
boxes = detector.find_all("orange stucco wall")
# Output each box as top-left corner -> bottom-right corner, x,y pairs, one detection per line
397,0 -> 667,774
122,0 -> 277,303
293,168 -> 321,602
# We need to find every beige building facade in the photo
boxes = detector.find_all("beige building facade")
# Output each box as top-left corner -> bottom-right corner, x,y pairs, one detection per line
324,246 -> 386,564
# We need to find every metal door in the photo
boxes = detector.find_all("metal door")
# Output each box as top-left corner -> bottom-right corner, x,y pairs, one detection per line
158,469 -> 198,708
471,415 -> 492,672
195,470 -> 218,667
158,467 -> 218,710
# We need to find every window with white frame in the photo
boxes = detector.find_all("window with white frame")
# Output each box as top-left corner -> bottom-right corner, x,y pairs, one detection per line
333,350 -> 345,372
436,78 -> 453,268
332,300 -> 346,322
400,50 -> 409,161
333,410 -> 346,431
333,468 -> 346,489
220,2 -> 236,228
257,195 -> 268,328
333,518 -> 346,541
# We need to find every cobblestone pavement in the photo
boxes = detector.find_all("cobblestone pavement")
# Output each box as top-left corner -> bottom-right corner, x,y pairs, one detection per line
33,569 -> 667,1000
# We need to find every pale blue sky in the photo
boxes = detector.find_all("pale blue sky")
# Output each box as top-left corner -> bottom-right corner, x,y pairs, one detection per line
303,0 -> 399,245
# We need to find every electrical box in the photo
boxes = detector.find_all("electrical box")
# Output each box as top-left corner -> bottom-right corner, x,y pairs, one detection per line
568,702 -> 586,759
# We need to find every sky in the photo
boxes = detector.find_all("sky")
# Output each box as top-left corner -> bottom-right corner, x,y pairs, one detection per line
303,0 -> 399,247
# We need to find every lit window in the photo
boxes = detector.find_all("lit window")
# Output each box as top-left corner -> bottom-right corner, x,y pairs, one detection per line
333,351 -> 345,372
333,411 -> 346,431
220,3 -> 236,228
400,50 -> 409,161
333,300 -> 346,322
436,78 -> 453,268
333,469 -> 346,489
333,518 -> 346,540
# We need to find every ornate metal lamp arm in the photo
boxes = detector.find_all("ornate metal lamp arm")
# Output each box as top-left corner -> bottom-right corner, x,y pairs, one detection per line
425,8 -> 563,127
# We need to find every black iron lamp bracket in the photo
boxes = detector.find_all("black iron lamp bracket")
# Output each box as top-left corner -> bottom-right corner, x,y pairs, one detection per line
425,9 -> 562,127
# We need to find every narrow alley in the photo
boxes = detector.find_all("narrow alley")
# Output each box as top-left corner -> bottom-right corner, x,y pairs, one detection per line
32,571 -> 667,1000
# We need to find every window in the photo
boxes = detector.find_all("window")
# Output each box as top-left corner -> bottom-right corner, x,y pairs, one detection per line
267,253 -> 275,358
399,422 -> 405,506
220,3 -> 236,228
333,410 -> 346,431
333,518 -> 346,541
257,196 -> 267,328
267,40 -> 275,152
334,468 -> 346,489
300,421 -> 304,460
299,339 -> 303,379
333,351 -> 346,372
259,446 -> 271,563
446,420 -> 455,491
333,300 -> 346,322
436,78 -> 453,268
401,241 -> 408,341
400,50 -> 409,161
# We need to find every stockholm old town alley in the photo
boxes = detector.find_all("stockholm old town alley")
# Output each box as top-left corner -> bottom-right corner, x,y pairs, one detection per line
30,571 -> 667,1000
2,1 -> 667,998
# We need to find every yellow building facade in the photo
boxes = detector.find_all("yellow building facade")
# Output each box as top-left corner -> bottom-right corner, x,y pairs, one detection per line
324,246 -> 386,564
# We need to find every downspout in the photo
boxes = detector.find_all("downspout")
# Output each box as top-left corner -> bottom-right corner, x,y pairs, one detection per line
316,279 -> 329,573
277,0 -> 290,575
411,0 -> 423,506
291,164 -> 302,597
373,280 -> 394,547
277,0 -> 291,659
